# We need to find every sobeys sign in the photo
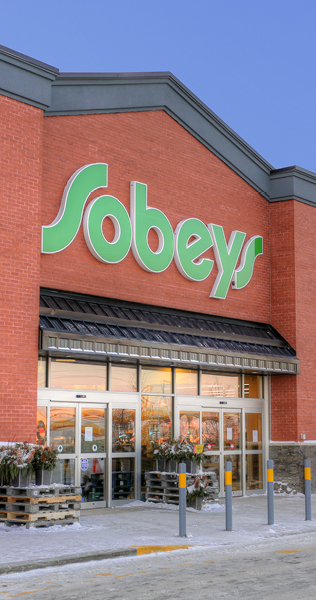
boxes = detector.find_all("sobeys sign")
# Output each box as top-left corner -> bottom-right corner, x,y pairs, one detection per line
42,163 -> 263,300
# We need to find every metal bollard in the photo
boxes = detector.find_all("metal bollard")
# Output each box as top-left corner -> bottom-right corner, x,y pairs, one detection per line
304,459 -> 312,521
179,462 -> 187,537
225,461 -> 233,531
267,459 -> 274,525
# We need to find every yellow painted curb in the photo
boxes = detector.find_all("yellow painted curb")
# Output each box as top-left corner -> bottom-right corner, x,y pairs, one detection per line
131,545 -> 192,556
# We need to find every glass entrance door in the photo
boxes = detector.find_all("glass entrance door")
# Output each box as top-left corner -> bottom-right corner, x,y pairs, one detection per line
179,407 -> 264,497
201,410 -> 242,497
110,404 -> 138,505
49,402 -> 108,507
79,406 -> 107,505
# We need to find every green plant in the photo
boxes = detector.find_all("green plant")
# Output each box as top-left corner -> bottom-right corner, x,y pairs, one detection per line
31,446 -> 59,472
186,475 -> 210,501
153,439 -> 205,463
152,440 -> 172,461
0,442 -> 35,484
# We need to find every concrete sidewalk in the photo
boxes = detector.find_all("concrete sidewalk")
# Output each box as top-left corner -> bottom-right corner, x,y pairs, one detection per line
1,495 -> 316,575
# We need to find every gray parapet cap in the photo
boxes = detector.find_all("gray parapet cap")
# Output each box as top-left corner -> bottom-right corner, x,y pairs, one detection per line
270,165 -> 316,207
2,45 -> 316,205
47,71 -> 273,199
0,45 -> 59,109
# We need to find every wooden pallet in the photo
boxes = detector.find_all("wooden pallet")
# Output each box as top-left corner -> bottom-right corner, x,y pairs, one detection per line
5,509 -> 80,523
146,484 -> 180,504
144,476 -> 162,484
5,517 -> 79,529
2,486 -> 82,498
6,494 -> 81,505
146,494 -> 179,505
145,470 -> 219,505
5,501 -> 81,513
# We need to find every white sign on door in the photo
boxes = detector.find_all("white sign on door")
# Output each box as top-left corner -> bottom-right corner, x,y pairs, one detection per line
85,426 -> 93,442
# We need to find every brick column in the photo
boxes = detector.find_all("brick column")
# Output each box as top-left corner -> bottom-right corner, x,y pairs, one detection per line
0,95 -> 43,442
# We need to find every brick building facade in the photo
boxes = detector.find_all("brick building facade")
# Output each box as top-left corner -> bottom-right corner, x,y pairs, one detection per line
1,45 -> 315,503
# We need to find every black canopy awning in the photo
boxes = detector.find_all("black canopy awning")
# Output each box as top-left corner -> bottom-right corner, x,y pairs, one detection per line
39,290 -> 299,375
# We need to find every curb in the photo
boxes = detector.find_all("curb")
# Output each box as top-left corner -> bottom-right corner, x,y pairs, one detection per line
0,548 -> 137,575
0,544 -> 194,575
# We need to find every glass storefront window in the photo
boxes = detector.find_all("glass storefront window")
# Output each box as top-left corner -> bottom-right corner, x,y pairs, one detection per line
111,365 -> 137,392
176,369 -> 198,395
141,395 -> 172,469
112,409 -> 135,452
201,372 -> 240,397
36,407 -> 47,446
245,413 -> 262,450
202,412 -> 219,450
81,408 -> 105,453
38,357 -> 46,387
50,359 -> 106,390
224,455 -> 241,492
81,458 -> 105,502
52,458 -> 75,485
112,457 -> 135,500
244,374 -> 262,398
223,412 -> 240,450
141,367 -> 172,394
180,411 -> 200,443
246,454 -> 263,490
202,454 -> 220,489
50,407 -> 76,454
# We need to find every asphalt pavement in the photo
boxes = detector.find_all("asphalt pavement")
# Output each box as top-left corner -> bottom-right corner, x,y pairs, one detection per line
1,494 -> 316,575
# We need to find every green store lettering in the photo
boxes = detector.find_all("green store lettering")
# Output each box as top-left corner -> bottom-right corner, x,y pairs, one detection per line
42,163 -> 263,300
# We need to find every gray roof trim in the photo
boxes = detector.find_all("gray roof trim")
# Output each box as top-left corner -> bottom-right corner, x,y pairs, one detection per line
39,290 -> 299,375
40,288 -> 295,353
270,166 -> 316,207
40,330 -> 299,375
0,45 -> 58,109
46,72 -> 273,199
39,306 -> 288,348
2,46 -> 316,207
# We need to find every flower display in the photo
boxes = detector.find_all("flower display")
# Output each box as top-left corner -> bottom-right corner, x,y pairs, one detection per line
153,438 -> 205,463
0,442 -> 36,484
186,475 -> 210,501
31,446 -> 59,472
0,442 -> 60,484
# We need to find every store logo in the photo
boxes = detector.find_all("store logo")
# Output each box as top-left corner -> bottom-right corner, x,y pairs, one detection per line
42,163 -> 263,299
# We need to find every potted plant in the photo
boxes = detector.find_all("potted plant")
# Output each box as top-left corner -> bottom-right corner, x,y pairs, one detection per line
153,441 -> 171,471
31,446 -> 59,485
173,439 -> 204,473
0,442 -> 35,486
186,475 -> 210,510
153,439 -> 205,473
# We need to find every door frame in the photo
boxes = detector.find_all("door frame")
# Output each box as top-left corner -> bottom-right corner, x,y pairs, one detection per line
174,395 -> 266,497
108,400 -> 141,506
37,389 -> 140,508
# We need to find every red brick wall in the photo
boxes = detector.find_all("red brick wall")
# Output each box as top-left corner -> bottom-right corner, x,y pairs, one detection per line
270,201 -> 298,440
0,95 -> 43,443
40,111 -> 270,323
5,101 -> 311,446
270,199 -> 316,441
294,201 -> 316,439
270,201 -> 297,349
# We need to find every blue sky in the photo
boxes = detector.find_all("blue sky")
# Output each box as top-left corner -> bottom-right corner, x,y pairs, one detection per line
1,0 -> 316,172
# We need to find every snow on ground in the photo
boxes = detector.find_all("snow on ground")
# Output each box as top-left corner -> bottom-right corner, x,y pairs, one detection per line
119,500 -> 225,512
1,495 -> 316,567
